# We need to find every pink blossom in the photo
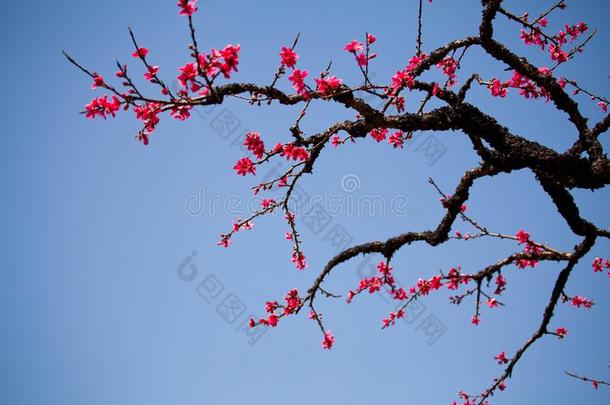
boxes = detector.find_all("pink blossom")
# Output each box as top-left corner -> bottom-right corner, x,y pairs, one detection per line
489,79 -> 508,97
549,44 -> 568,63
244,131 -> 266,159
370,128 -> 388,142
144,65 -> 159,81
177,0 -> 198,16
495,352 -> 509,365
178,62 -> 198,87
279,47 -> 298,68
233,157 -> 256,176
555,327 -> 568,338
91,74 -> 105,89
388,131 -> 404,148
314,76 -> 342,96
217,234 -> 231,248
85,95 -> 121,119
571,295 -> 594,309
132,47 -> 149,58
344,40 -> 363,53
291,251 -> 307,270
288,69 -> 309,96
516,229 -> 530,244
322,330 -> 335,349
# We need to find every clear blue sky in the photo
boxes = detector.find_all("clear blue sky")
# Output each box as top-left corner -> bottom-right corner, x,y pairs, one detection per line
1,1 -> 609,404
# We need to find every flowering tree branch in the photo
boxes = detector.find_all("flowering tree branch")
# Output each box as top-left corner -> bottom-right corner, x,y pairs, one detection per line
565,371 -> 610,390
65,0 -> 609,403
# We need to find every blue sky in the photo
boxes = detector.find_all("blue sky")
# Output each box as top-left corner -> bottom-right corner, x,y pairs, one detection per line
1,0 -> 609,404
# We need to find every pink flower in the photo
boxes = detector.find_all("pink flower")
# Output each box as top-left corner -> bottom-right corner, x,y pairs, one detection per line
355,53 -> 369,67
417,279 -> 431,295
555,327 -> 568,338
549,44 -> 568,63
592,257 -> 604,272
170,105 -> 192,121
471,315 -> 480,325
91,74 -> 105,89
314,76 -> 342,96
291,251 -> 307,270
487,298 -> 498,308
267,314 -> 279,327
144,65 -> 159,81
377,261 -> 392,275
132,47 -> 149,58
344,40 -> 363,53
244,131 -> 266,159
177,0 -> 198,16
429,276 -> 443,291
288,69 -> 309,96
598,101 -> 608,113
261,199 -> 276,209
367,33 -> 376,44
280,143 -> 310,161
489,79 -> 508,97
85,95 -> 121,119
382,309 -> 405,328
284,289 -> 301,314
388,131 -> 404,148
565,22 -> 588,42
322,330 -> 335,349
516,229 -> 530,244
279,47 -> 298,68
332,135 -> 341,147
233,157 -> 256,176
436,57 -> 458,86
178,62 -> 198,87
571,295 -> 594,309
218,234 -> 231,248
370,128 -> 388,142
134,102 -> 161,134
217,44 -> 241,78
390,69 -> 414,94
265,301 -> 279,313
495,351 -> 509,365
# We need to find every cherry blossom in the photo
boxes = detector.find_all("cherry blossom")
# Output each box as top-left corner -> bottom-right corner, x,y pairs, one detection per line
370,128 -> 388,142
344,40 -> 363,53
177,0 -> 198,16
495,352 -> 509,365
314,76 -> 342,96
132,47 -> 148,58
555,327 -> 568,338
322,330 -> 335,349
244,131 -> 266,159
233,157 -> 256,176
91,74 -> 105,89
288,69 -> 309,96
143,65 -> 159,81
279,46 -> 298,68
571,295 -> 594,309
